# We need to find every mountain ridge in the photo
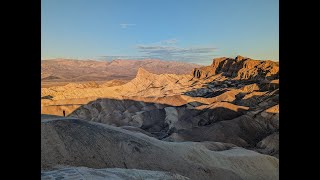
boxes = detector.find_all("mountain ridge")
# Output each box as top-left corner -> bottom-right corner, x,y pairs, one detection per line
41,59 -> 202,83
192,55 -> 279,80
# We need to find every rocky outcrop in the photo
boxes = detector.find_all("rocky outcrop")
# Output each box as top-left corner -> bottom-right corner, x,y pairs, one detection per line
255,132 -> 279,158
193,66 -> 216,79
41,118 -> 279,180
164,111 -> 277,148
163,96 -> 279,156
192,56 -> 279,80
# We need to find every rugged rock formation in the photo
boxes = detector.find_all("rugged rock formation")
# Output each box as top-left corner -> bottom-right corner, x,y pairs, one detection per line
68,98 -> 249,138
41,68 -> 195,101
42,56 -> 279,157
41,118 -> 279,180
164,108 -> 278,148
255,132 -> 279,158
41,56 -> 279,179
192,56 -> 279,80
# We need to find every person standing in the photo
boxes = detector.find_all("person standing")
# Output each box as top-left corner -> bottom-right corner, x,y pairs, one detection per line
63,110 -> 66,117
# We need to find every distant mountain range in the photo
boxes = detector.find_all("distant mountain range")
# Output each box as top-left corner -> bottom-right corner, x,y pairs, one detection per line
41,59 -> 202,82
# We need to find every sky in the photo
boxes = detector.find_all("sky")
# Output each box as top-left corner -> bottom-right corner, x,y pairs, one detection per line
41,0 -> 279,64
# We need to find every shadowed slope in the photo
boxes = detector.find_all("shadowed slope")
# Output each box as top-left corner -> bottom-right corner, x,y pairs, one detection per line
41,118 -> 279,180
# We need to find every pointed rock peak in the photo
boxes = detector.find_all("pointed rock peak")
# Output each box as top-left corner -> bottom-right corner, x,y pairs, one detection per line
235,55 -> 246,61
136,67 -> 154,77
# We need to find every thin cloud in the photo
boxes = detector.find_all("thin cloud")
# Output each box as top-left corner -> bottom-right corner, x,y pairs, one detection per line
136,44 -> 217,63
159,38 -> 178,44
137,45 -> 217,55
96,39 -> 217,65
120,23 -> 136,29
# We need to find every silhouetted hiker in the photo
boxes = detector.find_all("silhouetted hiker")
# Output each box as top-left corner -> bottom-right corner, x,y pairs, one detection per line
63,110 -> 66,117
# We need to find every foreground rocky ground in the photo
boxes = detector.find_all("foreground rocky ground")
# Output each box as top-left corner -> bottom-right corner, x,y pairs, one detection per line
41,56 -> 279,179
41,118 -> 278,180
41,167 -> 190,180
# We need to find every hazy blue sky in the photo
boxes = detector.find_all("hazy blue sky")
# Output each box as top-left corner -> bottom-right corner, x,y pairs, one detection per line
41,0 -> 278,64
